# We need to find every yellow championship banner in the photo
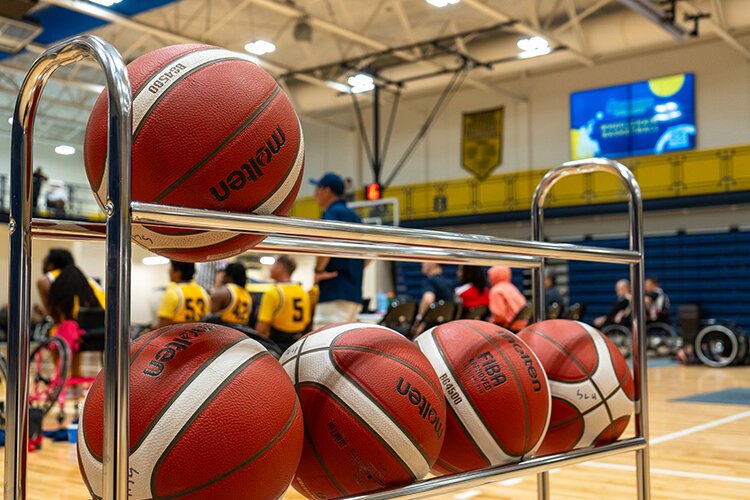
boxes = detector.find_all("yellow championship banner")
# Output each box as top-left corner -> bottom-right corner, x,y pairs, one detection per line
462,107 -> 504,180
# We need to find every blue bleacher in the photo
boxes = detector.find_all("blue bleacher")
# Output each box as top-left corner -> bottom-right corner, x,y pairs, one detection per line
568,230 -> 750,330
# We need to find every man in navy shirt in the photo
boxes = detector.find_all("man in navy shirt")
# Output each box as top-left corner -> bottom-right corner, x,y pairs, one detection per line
310,172 -> 365,329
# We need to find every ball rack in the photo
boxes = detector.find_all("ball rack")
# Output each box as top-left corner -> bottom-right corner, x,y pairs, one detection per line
6,36 -> 650,500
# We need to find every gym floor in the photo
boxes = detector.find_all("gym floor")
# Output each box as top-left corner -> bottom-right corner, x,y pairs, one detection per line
5,361 -> 748,499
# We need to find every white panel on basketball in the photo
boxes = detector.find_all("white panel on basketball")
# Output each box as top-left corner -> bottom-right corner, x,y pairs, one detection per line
132,226 -> 240,251
415,331 -> 514,463
281,323 -> 430,478
255,125 -> 304,214
580,404 -> 613,447
78,338 -> 267,499
548,379 -> 601,413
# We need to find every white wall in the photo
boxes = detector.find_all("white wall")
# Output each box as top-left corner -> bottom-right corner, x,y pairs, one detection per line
345,36 -> 750,187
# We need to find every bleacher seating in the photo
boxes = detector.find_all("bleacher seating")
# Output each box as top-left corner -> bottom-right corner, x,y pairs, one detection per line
568,230 -> 750,331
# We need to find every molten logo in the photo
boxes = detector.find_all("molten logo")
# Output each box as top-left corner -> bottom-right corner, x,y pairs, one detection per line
501,333 -> 543,392
396,377 -> 444,439
209,126 -> 287,202
143,324 -> 217,377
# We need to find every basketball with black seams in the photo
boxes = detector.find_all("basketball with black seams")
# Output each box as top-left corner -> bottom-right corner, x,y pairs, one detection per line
84,44 -> 304,262
518,319 -> 635,456
77,323 -> 304,499
279,322 -> 446,499
415,320 -> 551,474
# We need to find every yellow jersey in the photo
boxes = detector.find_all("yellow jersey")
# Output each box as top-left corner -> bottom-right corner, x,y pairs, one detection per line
257,282 -> 311,334
218,283 -> 252,325
157,281 -> 210,323
47,268 -> 106,319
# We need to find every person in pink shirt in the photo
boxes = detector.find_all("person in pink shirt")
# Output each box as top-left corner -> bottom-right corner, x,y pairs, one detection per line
488,266 -> 528,331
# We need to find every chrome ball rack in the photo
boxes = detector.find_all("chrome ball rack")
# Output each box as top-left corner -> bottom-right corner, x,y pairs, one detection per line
6,36 -> 650,500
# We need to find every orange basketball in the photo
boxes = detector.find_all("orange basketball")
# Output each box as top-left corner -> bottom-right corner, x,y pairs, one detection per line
78,323 -> 304,499
84,44 -> 304,262
280,323 -> 446,499
518,320 -> 634,456
416,320 -> 551,474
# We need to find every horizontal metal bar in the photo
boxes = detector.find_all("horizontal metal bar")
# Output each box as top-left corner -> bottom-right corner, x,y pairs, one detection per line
347,438 -> 647,500
130,202 -> 641,264
30,219 -> 541,268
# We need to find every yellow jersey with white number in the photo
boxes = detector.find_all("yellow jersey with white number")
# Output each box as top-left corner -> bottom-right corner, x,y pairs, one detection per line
157,281 -> 210,323
257,282 -> 311,334
219,283 -> 252,325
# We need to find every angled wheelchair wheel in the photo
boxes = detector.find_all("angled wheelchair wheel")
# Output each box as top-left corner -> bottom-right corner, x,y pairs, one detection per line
601,324 -> 632,359
29,336 -> 70,416
695,324 -> 745,368
646,322 -> 681,357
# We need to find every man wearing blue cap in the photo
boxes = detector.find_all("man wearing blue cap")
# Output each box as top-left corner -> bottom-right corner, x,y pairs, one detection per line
310,172 -> 364,328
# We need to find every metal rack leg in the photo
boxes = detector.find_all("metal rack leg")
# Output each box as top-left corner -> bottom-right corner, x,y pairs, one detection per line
537,471 -> 550,500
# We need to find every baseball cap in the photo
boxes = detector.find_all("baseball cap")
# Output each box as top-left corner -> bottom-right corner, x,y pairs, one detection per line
309,172 -> 345,196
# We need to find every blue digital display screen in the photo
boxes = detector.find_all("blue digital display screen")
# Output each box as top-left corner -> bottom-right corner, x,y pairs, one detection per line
570,73 -> 695,159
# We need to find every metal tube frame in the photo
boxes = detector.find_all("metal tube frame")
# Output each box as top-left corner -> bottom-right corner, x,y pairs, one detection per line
7,35 -> 132,499
6,36 -> 651,500
530,158 -> 650,500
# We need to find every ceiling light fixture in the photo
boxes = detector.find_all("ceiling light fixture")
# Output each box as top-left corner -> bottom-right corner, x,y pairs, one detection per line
7,117 -> 12,125
142,256 -> 169,266
54,145 -> 76,156
244,40 -> 276,56
260,256 -> 276,265
347,73 -> 375,94
426,0 -> 460,7
88,0 -> 124,7
616,0 -> 688,40
517,36 -> 552,58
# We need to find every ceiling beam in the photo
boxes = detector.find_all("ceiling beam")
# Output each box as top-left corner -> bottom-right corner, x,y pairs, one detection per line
562,0 -> 591,57
522,0 -> 541,30
553,0 -> 611,35
40,0 -> 349,92
461,0 -> 595,66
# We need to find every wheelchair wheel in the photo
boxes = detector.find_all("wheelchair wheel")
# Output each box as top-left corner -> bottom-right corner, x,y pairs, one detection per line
646,322 -> 681,357
601,324 -> 632,358
695,324 -> 746,368
29,336 -> 70,415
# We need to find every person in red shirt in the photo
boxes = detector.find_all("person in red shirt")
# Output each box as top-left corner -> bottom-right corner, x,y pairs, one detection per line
488,266 -> 528,331
455,265 -> 490,308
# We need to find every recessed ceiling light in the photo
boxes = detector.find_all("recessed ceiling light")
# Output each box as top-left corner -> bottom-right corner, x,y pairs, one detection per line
426,0 -> 460,7
260,256 -> 276,265
244,40 -> 276,56
54,145 -> 76,156
7,117 -> 12,125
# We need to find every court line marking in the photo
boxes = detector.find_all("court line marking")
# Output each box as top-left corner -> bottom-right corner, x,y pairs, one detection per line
651,409 -> 750,445
580,462 -> 750,485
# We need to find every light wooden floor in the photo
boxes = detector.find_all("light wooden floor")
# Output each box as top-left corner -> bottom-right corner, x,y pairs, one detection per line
2,361 -> 749,499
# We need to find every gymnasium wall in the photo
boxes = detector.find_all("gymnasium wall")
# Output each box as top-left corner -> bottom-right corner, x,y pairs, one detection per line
339,35 -> 750,189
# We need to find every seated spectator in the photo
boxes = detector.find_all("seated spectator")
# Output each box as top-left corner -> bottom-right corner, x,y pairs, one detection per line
594,279 -> 631,328
455,265 -> 489,308
413,262 -> 454,336
488,266 -> 527,331
645,277 -> 670,323
545,275 -> 568,312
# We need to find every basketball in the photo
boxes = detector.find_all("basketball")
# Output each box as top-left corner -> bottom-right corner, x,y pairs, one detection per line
78,323 -> 304,499
415,320 -> 551,474
84,44 -> 304,262
280,323 -> 446,498
518,320 -> 634,456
